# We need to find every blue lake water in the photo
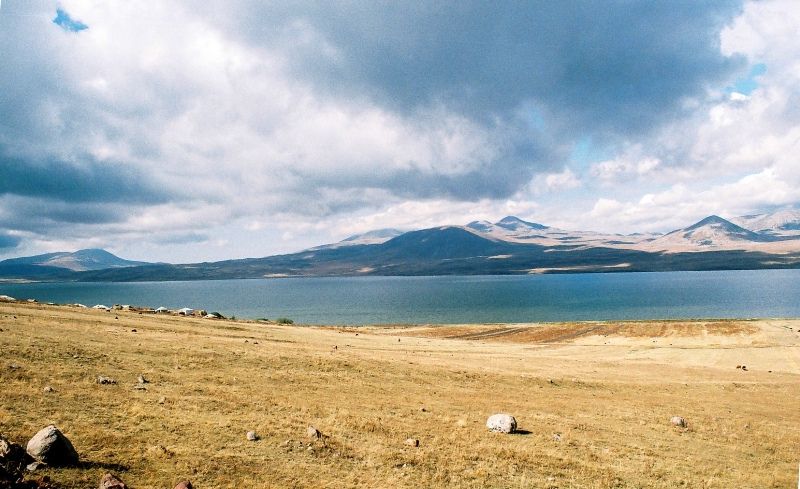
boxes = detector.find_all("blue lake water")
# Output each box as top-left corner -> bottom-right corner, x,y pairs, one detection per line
2,270 -> 800,325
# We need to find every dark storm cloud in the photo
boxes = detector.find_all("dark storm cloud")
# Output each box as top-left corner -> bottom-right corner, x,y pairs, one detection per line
0,150 -> 171,205
0,233 -> 22,251
211,1 -> 746,137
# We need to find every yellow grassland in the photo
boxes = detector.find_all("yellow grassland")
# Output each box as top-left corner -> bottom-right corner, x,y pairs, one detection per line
1,303 -> 799,488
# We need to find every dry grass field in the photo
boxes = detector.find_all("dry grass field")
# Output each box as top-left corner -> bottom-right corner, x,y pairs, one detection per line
2,303 -> 800,488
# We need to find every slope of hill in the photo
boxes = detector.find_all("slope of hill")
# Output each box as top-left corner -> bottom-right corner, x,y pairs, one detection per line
1,248 -> 148,271
0,249 -> 150,280
732,208 -> 800,236
644,215 -> 775,252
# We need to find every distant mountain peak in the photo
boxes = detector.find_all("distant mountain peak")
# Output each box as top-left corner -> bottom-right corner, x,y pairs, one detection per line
0,248 -> 148,272
495,216 -> 548,231
684,215 -> 736,231
465,220 -> 494,232
656,215 -> 769,248
341,228 -> 403,242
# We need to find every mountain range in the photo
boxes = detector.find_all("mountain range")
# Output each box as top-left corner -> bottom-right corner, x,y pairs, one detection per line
3,209 -> 800,282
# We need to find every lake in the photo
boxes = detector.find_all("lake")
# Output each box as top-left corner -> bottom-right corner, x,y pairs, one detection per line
2,269 -> 799,325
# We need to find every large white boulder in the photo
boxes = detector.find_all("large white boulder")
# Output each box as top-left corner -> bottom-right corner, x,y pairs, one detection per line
26,425 -> 79,466
486,413 -> 517,433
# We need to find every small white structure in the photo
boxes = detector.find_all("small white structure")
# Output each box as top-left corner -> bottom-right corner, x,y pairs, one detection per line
92,304 -> 110,311
177,307 -> 194,316
0,295 -> 16,302
154,306 -> 169,313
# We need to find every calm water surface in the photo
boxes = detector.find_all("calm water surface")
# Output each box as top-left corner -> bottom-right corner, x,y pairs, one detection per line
2,270 -> 799,325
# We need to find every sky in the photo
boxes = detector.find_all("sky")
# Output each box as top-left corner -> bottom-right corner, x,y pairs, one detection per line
1,0 -> 799,263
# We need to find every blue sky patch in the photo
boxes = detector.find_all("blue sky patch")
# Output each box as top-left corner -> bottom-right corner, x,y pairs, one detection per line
53,8 -> 88,32
728,63 -> 767,95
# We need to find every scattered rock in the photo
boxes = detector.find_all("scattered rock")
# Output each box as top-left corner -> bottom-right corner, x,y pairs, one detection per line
8,364 -> 20,370
96,376 -> 117,385
146,445 -> 174,459
486,413 -> 517,434
26,461 -> 46,471
137,375 -> 149,384
174,481 -> 194,489
131,329 -> 137,333
26,425 -> 79,466
43,386 -> 55,393
404,438 -> 419,447
246,431 -> 259,441
99,472 -> 128,489
552,433 -> 562,442
419,406 -> 427,413
306,426 -> 323,439
133,384 -> 147,391
158,396 -> 166,404
670,416 -> 687,428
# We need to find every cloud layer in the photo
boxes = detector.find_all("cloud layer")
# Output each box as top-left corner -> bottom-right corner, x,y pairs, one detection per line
0,0 -> 795,261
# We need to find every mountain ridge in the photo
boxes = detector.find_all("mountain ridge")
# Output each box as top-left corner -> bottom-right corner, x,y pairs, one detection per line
3,209 -> 800,282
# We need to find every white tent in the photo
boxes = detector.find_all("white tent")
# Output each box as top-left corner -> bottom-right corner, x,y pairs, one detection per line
177,307 -> 194,316
155,306 -> 169,313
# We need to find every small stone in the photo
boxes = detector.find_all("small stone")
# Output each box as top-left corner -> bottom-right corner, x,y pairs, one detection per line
99,472 -> 128,489
147,444 -> 172,458
158,396 -> 166,404
307,426 -> 323,439
96,376 -> 117,385
43,386 -> 55,393
404,438 -> 419,447
670,416 -> 687,428
26,461 -> 46,471
306,445 -> 314,452
174,481 -> 194,489
246,431 -> 259,441
419,406 -> 427,412
133,384 -> 147,391
552,433 -> 562,442
8,364 -> 20,370
131,329 -> 137,333
137,375 -> 149,384
486,413 -> 517,434
26,425 -> 79,466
